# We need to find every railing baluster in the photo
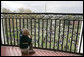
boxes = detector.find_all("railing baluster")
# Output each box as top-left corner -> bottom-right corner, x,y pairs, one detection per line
19,16 -> 21,31
53,20 -> 56,50
79,28 -> 83,53
5,17 -> 9,45
50,19 -> 52,49
8,15 -> 12,45
27,17 -> 28,28
66,20 -> 70,51
42,19 -> 44,48
34,19 -> 36,47
2,19 -> 5,45
16,15 -> 18,45
46,19 -> 48,48
70,21 -> 75,52
31,19 -> 32,35
74,21 -> 80,52
19,16 -> 21,46
23,17 -> 24,28
1,34 -> 2,45
38,19 -> 40,47
58,20 -> 61,50
61,20 -> 65,50
12,16 -> 15,46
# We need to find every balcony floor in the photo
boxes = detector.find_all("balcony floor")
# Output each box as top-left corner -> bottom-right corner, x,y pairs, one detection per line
1,46 -> 82,56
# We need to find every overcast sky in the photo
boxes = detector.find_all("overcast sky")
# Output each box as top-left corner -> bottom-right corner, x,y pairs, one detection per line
1,1 -> 83,13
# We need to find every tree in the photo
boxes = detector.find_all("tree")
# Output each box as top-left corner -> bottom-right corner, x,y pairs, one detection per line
18,8 -> 25,13
18,8 -> 32,13
24,9 -> 32,13
2,8 -> 12,13
12,10 -> 17,13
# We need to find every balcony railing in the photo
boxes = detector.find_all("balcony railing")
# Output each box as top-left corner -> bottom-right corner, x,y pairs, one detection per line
1,13 -> 83,55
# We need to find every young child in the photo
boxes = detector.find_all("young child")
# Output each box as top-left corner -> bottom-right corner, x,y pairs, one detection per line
20,28 -> 35,55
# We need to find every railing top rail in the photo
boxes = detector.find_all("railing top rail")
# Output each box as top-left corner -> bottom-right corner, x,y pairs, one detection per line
1,13 -> 83,15
1,18 -> 83,21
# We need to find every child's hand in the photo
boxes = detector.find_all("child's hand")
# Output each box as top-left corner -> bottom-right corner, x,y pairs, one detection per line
28,35 -> 32,39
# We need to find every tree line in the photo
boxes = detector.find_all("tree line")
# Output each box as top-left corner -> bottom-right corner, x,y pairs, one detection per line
1,8 -> 33,13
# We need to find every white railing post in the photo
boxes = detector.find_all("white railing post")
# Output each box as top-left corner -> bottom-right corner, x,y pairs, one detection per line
77,21 -> 83,53
1,19 -> 4,44
1,18 -> 8,44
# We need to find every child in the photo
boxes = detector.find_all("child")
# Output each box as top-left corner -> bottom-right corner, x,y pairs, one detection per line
20,28 -> 35,55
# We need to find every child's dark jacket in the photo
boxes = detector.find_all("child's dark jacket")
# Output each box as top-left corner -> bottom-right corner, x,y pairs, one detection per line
20,35 -> 32,49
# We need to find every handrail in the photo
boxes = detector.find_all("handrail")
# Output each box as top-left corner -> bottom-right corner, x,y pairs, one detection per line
1,13 -> 83,15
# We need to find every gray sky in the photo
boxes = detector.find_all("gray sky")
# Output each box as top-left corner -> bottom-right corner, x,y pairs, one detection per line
1,1 -> 83,13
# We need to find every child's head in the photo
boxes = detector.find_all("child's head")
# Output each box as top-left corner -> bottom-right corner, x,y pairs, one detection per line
22,28 -> 29,36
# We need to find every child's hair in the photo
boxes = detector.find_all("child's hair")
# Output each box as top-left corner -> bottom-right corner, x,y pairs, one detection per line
22,28 -> 30,36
